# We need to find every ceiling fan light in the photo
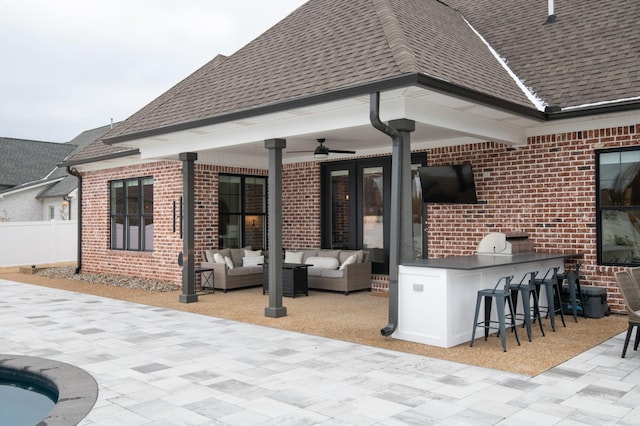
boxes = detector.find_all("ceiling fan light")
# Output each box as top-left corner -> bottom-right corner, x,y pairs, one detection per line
314,152 -> 329,159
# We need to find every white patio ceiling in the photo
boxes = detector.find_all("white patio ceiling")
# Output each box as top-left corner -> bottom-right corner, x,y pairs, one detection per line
110,86 -> 546,168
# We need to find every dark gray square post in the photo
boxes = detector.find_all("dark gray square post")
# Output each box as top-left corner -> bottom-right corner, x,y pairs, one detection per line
179,152 -> 198,303
389,119 -> 415,264
264,138 -> 287,318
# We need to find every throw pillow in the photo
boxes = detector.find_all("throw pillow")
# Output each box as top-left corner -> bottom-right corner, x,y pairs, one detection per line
204,250 -> 215,263
244,249 -> 262,257
339,254 -> 358,270
242,255 -> 264,267
224,256 -> 234,270
213,252 -> 226,264
284,251 -> 304,264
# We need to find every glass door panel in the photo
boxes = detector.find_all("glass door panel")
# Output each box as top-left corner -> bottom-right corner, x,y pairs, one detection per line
362,166 -> 384,265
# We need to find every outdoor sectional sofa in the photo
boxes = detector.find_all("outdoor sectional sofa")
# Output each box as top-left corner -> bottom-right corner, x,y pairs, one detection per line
201,247 -> 263,292
200,247 -> 372,294
285,248 -> 372,295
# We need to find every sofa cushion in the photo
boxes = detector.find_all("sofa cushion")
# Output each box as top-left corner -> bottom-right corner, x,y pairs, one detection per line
227,267 -> 250,276
306,256 -> 340,270
308,268 -> 323,277
301,249 -> 318,263
321,269 -> 345,278
246,266 -> 263,274
242,255 -> 264,267
340,250 -> 364,264
318,249 -> 340,259
339,254 -> 358,270
204,250 -> 215,262
284,251 -> 304,264
244,249 -> 262,257
229,248 -> 245,267
224,256 -> 234,270
217,248 -> 231,259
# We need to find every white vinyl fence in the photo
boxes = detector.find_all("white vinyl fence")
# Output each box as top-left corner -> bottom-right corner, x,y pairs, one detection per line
0,220 -> 77,267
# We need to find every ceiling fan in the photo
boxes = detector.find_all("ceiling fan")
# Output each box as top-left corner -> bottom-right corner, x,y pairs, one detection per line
288,139 -> 356,159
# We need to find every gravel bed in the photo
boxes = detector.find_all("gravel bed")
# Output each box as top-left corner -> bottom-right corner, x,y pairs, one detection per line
36,266 -> 178,292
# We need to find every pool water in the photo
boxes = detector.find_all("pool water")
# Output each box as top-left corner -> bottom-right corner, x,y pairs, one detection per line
0,380 -> 56,426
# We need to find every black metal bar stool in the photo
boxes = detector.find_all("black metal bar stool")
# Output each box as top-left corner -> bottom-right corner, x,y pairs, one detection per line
534,266 -> 565,332
471,275 -> 521,352
557,263 -> 586,322
509,271 -> 545,341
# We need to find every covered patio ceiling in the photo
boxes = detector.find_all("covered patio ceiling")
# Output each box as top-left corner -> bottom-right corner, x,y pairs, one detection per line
111,86 -> 548,168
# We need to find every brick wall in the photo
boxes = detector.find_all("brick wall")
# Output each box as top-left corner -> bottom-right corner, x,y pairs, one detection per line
79,124 -> 639,310
81,162 -> 266,288
423,125 -> 639,312
81,161 -> 183,284
282,161 -> 322,249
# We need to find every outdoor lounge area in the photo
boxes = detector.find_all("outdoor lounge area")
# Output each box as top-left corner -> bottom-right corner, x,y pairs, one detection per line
199,247 -> 373,294
0,273 -> 638,424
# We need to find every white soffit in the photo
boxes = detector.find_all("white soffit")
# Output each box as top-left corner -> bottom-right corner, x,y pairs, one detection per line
131,86 -> 538,163
404,96 -> 528,145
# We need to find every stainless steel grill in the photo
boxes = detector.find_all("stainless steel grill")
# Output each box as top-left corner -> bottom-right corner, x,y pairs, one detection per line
476,232 -> 534,255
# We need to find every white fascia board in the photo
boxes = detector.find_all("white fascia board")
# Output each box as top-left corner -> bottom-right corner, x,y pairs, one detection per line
71,155 -> 151,173
403,97 -> 528,145
0,178 -> 64,198
526,110 -> 640,137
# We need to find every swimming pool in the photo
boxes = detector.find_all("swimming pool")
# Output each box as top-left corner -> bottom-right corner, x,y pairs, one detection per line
0,378 -> 56,426
0,354 -> 98,425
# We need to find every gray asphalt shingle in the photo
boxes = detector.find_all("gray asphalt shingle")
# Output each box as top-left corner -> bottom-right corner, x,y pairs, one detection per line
0,138 -> 75,188
69,0 -> 639,161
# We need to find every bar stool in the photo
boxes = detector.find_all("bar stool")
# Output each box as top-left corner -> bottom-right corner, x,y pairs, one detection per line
557,263 -> 586,322
534,266 -> 566,332
471,275 -> 521,352
509,271 -> 545,341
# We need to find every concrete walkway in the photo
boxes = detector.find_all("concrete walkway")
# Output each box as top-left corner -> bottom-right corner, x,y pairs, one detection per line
1,279 -> 640,425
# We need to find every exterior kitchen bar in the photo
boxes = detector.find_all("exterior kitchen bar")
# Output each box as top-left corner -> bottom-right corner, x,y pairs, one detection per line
393,232 -> 578,348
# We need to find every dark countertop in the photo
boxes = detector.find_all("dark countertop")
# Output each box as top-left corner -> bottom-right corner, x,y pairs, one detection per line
402,252 -> 578,271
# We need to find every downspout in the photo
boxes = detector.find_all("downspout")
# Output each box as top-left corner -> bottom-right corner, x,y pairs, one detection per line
370,91 -> 401,336
66,166 -> 82,274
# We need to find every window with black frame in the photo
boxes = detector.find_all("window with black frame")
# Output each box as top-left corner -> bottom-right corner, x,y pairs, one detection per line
110,177 -> 153,251
597,148 -> 640,266
218,174 -> 267,250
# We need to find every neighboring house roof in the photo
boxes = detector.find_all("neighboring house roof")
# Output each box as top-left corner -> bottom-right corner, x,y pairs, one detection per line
0,138 -> 75,188
37,124 -> 116,198
68,0 -> 640,162
0,124 -> 114,198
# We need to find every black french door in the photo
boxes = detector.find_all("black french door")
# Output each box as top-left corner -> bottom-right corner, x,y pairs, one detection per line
321,153 -> 426,275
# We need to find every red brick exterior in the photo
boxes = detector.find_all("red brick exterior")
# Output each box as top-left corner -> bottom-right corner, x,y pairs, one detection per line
79,124 -> 639,312
422,125 -> 639,313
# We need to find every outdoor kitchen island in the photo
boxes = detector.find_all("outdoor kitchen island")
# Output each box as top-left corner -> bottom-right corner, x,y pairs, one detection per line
393,252 -> 577,348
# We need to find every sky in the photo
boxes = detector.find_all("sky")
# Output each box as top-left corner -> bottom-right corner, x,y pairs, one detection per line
0,0 -> 308,143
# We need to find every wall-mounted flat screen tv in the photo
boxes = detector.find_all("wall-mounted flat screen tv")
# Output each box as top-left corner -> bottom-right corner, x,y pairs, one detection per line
418,164 -> 478,204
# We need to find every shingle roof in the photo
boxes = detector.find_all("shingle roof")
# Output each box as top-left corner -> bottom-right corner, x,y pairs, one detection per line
59,122 -> 135,164
442,0 -> 640,108
98,0 -> 531,144
73,0 -> 639,158
35,124 -> 116,198
0,125 -> 115,197
0,138 -> 75,188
